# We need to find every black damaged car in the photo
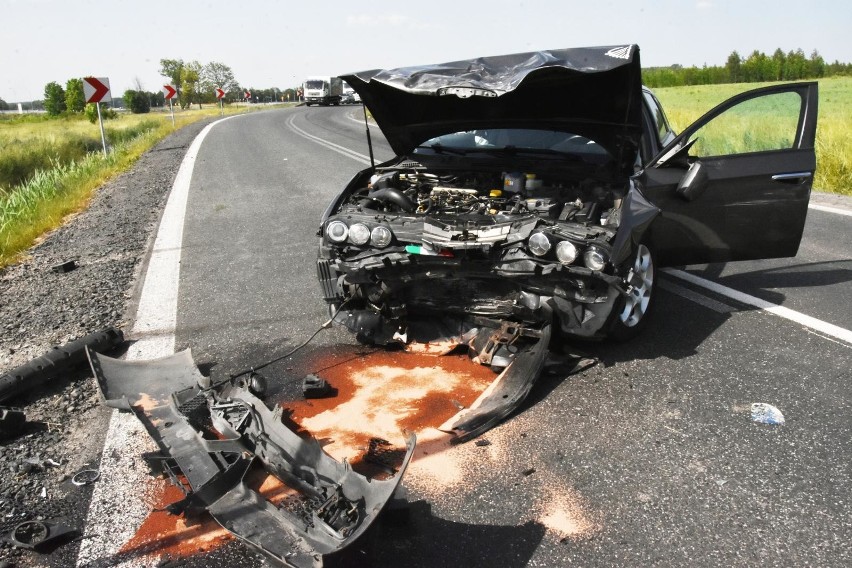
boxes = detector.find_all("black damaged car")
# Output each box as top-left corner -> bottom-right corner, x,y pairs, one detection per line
316,45 -> 818,439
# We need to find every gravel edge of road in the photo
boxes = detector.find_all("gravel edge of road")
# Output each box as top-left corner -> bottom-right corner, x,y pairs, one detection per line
0,118 -> 214,567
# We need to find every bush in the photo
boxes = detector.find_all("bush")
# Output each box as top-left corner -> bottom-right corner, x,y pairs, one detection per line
123,90 -> 151,114
43,82 -> 66,116
85,103 -> 117,124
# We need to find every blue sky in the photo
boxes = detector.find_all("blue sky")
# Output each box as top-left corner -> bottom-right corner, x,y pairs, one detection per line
2,0 -> 849,101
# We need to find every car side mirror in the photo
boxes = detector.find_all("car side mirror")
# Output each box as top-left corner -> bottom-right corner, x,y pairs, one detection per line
676,160 -> 708,201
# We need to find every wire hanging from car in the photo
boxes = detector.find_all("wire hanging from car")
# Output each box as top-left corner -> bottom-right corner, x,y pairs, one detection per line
226,297 -> 353,382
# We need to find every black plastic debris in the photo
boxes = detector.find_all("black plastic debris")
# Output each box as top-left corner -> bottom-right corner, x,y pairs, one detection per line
71,469 -> 100,486
51,260 -> 78,274
474,439 -> 491,447
4,519 -> 77,552
0,327 -> 124,403
0,407 -> 26,440
302,373 -> 333,399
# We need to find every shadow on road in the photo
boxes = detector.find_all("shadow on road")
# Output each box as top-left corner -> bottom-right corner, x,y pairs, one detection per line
326,501 -> 546,568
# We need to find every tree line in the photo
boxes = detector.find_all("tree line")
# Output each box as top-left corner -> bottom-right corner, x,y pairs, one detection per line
642,48 -> 850,88
2,59 -> 289,120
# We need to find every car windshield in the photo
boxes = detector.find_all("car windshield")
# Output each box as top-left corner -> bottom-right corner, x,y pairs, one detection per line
416,129 -> 611,160
305,80 -> 325,89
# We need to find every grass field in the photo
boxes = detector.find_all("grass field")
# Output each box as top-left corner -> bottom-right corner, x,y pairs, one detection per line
0,104 -> 289,267
652,77 -> 852,195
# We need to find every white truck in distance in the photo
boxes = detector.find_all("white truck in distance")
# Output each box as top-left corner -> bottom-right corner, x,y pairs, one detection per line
303,76 -> 343,106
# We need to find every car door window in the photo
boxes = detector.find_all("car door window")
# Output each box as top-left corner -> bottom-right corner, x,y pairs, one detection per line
689,91 -> 802,158
643,91 -> 673,144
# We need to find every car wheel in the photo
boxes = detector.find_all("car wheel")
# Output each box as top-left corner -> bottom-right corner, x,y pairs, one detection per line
609,242 -> 656,341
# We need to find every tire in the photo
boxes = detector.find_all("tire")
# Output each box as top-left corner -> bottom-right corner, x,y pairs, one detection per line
608,242 -> 656,341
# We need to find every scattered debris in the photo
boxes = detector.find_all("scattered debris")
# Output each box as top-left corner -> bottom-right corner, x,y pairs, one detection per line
243,371 -> 268,398
71,469 -> 101,487
0,407 -> 26,440
474,439 -> 491,447
4,519 -> 77,552
0,327 -> 124,404
302,373 -> 333,399
88,348 -> 415,567
522,468 -> 537,477
50,260 -> 79,274
751,403 -> 785,425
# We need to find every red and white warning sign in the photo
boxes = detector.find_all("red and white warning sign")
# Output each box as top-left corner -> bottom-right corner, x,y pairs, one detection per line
83,77 -> 111,103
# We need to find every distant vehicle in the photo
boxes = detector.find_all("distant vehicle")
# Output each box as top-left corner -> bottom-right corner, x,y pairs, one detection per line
303,76 -> 343,106
341,82 -> 361,104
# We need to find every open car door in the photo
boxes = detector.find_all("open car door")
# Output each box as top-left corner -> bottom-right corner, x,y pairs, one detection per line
638,82 -> 818,267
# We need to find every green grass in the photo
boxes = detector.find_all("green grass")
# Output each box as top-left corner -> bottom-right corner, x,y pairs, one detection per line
0,104 -> 292,267
651,77 -> 852,195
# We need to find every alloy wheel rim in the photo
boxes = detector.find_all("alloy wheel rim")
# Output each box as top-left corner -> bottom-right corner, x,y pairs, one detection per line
619,244 -> 654,327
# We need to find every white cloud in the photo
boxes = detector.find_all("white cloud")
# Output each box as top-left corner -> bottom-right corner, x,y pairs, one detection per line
696,1 -> 714,8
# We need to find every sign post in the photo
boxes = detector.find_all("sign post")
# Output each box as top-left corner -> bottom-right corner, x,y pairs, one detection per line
83,77 -> 112,156
162,85 -> 177,127
215,88 -> 225,116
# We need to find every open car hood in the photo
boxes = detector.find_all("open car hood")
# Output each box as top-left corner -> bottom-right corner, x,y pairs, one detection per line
342,45 -> 644,171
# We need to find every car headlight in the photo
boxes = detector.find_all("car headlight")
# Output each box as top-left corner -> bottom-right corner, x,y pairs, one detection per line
583,247 -> 609,271
348,223 -> 371,245
528,232 -> 551,257
370,225 -> 393,248
326,220 -> 348,243
555,241 -> 578,264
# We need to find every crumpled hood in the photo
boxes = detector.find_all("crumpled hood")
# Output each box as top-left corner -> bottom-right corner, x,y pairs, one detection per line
342,45 -> 643,171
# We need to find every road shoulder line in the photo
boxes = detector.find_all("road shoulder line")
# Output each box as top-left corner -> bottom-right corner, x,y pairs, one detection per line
808,203 -> 852,217
664,268 -> 852,345
75,115 -> 240,567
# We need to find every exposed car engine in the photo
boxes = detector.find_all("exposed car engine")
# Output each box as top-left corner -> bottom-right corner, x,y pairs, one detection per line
342,167 -> 625,228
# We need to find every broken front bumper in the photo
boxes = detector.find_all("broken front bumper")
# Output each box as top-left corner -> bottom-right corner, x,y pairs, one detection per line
87,349 -> 415,568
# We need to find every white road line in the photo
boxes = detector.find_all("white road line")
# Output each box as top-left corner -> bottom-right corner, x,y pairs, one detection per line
286,115 -> 373,165
658,279 -> 734,314
809,203 -> 852,217
76,115 -> 240,567
664,268 -> 852,345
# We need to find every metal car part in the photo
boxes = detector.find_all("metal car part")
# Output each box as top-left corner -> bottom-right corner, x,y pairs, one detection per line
87,349 -> 415,568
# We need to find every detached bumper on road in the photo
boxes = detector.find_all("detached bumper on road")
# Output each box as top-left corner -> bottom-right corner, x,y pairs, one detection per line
87,349 -> 415,567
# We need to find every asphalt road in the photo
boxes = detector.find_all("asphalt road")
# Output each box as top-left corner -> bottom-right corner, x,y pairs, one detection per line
123,106 -> 852,566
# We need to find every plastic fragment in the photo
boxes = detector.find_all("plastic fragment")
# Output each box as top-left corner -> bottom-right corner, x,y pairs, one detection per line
51,260 -> 78,273
751,403 -> 785,425
303,373 -> 333,398
71,469 -> 100,486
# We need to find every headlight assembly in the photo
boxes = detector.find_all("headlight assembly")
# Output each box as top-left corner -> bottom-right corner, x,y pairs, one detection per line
555,240 -> 579,264
348,223 -> 371,245
326,220 -> 348,243
583,247 -> 609,271
370,225 -> 393,248
528,232 -> 551,257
